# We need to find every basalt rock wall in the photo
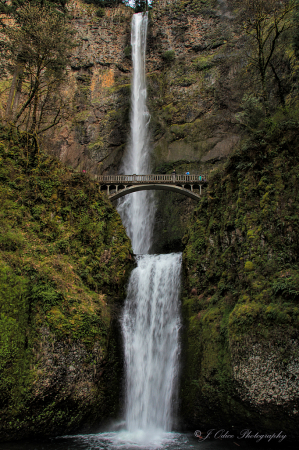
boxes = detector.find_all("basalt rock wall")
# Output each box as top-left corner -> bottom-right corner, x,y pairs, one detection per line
147,0 -> 245,252
42,1 -> 134,175
45,0 -> 244,176
181,126 -> 299,440
40,1 -> 246,252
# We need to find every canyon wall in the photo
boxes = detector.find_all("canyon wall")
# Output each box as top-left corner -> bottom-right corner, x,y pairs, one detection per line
1,0 -> 298,442
41,0 -> 246,252
0,130 -> 134,441
42,1 -> 134,175
181,125 -> 299,439
45,0 -> 243,176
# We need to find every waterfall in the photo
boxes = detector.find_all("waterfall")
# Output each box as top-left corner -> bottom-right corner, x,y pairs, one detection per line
122,253 -> 181,432
117,12 -> 155,255
117,12 -> 182,440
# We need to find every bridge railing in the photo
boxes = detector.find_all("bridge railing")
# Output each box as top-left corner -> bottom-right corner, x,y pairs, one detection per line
95,174 -> 207,184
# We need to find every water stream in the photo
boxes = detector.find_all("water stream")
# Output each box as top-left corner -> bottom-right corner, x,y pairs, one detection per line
122,253 -> 181,434
117,13 -> 183,444
117,12 -> 155,254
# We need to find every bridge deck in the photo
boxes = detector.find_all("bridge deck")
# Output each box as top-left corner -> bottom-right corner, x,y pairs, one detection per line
95,174 -> 207,184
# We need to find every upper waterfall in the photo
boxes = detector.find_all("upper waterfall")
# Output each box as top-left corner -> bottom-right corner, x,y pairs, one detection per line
123,12 -> 150,175
117,12 -> 155,255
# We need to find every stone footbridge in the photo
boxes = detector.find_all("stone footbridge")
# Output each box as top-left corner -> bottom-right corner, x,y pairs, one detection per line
94,174 -> 207,201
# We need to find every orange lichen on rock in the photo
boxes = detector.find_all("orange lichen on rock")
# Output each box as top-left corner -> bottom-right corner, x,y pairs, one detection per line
101,69 -> 114,88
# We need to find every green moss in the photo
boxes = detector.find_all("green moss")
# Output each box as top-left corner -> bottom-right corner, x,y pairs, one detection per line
192,54 -> 215,71
74,110 -> 91,122
124,45 -> 132,58
0,129 -> 134,440
181,115 -> 299,434
244,260 -> 254,271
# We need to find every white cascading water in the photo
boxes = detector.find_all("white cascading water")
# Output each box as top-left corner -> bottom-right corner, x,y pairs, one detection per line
122,253 -> 181,433
117,12 -> 155,254
117,12 -> 182,443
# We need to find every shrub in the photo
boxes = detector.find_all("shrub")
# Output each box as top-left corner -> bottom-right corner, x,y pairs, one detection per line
245,261 -> 254,271
162,50 -> 175,64
96,7 -> 105,17
124,45 -> 132,58
235,94 -> 265,130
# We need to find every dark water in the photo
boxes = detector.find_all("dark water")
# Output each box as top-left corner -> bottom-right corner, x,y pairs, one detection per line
1,431 -> 294,450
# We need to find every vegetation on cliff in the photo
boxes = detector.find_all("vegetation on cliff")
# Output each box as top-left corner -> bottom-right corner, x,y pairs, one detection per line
0,128 -> 134,440
1,1 -> 76,135
180,0 -> 299,438
0,2 -> 136,441
181,112 -> 299,430
148,0 -> 299,253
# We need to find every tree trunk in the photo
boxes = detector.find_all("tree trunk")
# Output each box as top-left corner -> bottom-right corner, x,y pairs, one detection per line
5,62 -> 23,123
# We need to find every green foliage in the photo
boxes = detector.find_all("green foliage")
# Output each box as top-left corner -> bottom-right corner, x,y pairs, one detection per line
272,275 -> 299,299
0,129 -> 134,438
181,108 -> 299,430
192,54 -> 215,71
162,50 -> 175,64
124,45 -> 132,58
29,282 -> 63,310
96,6 -> 105,16
244,260 -> 254,271
235,94 -> 265,129
0,265 -> 30,409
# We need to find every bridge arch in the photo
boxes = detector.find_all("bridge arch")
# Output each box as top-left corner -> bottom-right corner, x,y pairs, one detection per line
109,184 -> 201,201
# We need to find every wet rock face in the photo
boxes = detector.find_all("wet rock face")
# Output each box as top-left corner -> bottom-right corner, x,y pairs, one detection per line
143,1 -> 245,252
232,340 -> 299,410
31,328 -> 105,403
147,0 -> 243,171
180,129 -> 299,440
0,319 -> 124,442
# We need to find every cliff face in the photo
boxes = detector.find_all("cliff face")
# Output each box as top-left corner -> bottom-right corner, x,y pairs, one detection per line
0,130 -> 134,441
147,0 -> 244,251
2,0 -> 298,441
45,1 -> 243,176
181,124 -> 299,438
148,0 -> 242,169
39,1 -> 246,252
42,2 -> 134,175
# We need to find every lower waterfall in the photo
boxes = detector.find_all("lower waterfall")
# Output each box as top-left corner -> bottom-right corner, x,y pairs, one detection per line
122,253 -> 182,433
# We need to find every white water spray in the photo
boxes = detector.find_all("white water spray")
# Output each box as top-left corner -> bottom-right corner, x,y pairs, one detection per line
117,13 -> 182,441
